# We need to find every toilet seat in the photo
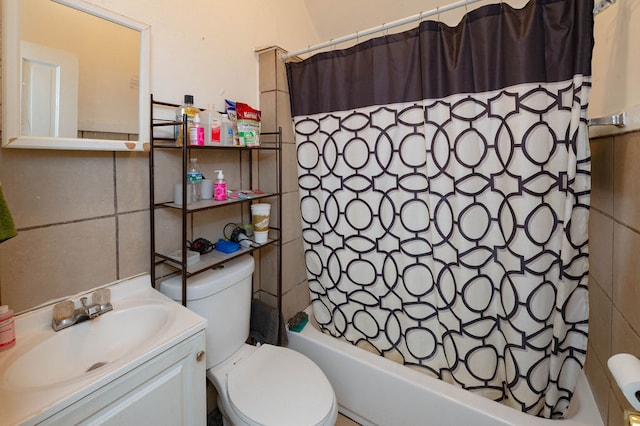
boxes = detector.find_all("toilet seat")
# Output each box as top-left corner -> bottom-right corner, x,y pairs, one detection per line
226,344 -> 336,426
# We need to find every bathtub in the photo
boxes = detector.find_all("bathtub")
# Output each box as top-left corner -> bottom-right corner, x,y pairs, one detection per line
287,307 -> 604,426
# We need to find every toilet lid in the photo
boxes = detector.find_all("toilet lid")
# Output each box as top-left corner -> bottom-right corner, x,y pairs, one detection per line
227,344 -> 335,426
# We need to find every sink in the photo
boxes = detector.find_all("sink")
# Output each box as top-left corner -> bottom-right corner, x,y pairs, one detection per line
3,302 -> 172,390
0,274 -> 207,425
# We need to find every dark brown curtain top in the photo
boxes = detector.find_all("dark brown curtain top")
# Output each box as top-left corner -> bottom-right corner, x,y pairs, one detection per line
286,0 -> 594,117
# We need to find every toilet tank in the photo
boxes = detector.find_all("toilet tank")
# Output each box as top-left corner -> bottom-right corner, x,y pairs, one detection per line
159,255 -> 254,369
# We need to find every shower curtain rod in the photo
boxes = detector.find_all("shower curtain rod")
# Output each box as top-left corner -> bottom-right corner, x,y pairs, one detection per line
281,0 -> 483,60
282,0 -> 618,60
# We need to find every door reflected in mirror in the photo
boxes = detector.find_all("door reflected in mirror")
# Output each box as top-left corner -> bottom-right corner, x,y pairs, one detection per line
2,0 -> 150,151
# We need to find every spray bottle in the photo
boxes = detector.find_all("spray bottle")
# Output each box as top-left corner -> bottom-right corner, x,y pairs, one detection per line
213,170 -> 227,201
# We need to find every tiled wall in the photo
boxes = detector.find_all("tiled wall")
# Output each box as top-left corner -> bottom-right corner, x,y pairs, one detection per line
256,47 -> 310,323
587,131 -> 640,425
0,144 -> 149,312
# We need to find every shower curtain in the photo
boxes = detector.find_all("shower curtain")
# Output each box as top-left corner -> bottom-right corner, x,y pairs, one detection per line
286,0 -> 592,419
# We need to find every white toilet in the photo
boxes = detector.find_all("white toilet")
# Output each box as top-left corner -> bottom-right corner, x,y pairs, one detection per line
159,255 -> 337,426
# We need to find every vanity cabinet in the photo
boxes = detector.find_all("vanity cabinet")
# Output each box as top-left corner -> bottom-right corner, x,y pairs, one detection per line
148,95 -> 283,329
42,331 -> 206,425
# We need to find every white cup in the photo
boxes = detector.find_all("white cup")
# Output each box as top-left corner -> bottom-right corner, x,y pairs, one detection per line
251,203 -> 271,244
201,179 -> 214,200
254,230 -> 269,244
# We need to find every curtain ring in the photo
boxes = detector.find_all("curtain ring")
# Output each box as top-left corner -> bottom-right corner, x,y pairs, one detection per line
437,6 -> 441,22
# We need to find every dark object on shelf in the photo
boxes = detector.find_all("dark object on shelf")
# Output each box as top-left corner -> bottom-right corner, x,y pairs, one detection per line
187,238 -> 214,254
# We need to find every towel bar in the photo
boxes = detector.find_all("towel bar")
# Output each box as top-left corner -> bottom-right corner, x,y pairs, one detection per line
588,112 -> 627,127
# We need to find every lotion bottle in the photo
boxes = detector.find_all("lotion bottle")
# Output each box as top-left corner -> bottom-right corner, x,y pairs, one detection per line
0,305 -> 15,352
213,170 -> 227,201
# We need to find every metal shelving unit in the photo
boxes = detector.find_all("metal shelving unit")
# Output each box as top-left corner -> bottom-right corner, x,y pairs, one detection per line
148,95 -> 283,328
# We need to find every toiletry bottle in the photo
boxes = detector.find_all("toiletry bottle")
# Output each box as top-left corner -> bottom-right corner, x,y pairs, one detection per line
189,113 -> 204,146
214,170 -> 227,201
0,305 -> 15,352
203,105 -> 222,145
221,113 -> 233,146
175,95 -> 199,146
187,158 -> 203,203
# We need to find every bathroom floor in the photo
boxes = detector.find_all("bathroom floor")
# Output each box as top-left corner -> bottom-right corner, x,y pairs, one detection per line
337,413 -> 361,425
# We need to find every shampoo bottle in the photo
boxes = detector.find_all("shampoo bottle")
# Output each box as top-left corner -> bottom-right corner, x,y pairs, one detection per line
213,170 -> 227,201
0,305 -> 15,352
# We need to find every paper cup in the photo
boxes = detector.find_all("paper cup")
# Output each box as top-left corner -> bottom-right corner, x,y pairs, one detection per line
250,203 -> 271,232
254,230 -> 269,244
201,179 -> 214,200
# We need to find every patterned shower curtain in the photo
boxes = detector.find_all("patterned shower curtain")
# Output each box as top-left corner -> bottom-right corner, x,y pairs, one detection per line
286,0 -> 592,419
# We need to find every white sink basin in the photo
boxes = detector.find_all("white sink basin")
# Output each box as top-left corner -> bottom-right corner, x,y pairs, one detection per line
0,274 -> 206,425
4,303 -> 172,390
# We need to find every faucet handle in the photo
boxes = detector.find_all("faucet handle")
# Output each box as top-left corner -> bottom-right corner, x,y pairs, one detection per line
92,288 -> 111,306
52,300 -> 75,330
53,300 -> 75,322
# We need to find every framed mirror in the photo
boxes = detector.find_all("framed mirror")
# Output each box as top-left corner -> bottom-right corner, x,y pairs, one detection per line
2,0 -> 150,151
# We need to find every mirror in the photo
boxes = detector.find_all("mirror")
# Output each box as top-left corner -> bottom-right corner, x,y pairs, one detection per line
2,0 -> 150,151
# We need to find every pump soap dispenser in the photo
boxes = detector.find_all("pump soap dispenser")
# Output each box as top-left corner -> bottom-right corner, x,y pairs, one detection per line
214,170 -> 227,201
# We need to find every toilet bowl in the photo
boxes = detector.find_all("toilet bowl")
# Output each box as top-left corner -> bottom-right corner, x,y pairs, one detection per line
207,343 -> 337,426
159,255 -> 337,426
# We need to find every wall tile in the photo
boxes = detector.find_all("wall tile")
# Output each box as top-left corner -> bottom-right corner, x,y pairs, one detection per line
611,306 -> 640,365
282,191 -> 302,243
584,350 -> 609,425
282,280 -> 310,323
612,222 -> 640,334
259,245 -> 278,296
260,91 -> 277,133
590,137 -> 614,216
282,237 -> 307,294
116,151 -> 148,213
1,150 -> 115,228
589,277 -> 612,365
118,210 -> 151,279
610,308 -> 640,424
257,150 -> 279,194
258,49 -> 277,93
0,218 -> 118,312
589,209 -> 613,298
282,142 -> 299,194
613,132 -> 640,230
275,49 -> 289,93
276,90 -> 295,143
608,388 -> 625,426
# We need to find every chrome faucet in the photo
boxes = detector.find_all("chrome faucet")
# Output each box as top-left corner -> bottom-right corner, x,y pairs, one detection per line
52,288 -> 113,331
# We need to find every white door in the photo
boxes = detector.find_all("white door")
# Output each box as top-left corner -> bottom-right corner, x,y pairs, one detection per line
21,41 -> 78,138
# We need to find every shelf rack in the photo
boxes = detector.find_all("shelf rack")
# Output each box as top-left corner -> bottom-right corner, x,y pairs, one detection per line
148,95 -> 283,338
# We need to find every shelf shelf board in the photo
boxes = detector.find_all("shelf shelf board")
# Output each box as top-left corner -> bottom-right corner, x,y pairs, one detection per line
155,235 -> 279,277
158,192 -> 277,212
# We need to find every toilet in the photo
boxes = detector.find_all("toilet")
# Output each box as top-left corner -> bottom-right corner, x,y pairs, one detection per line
159,255 -> 337,426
